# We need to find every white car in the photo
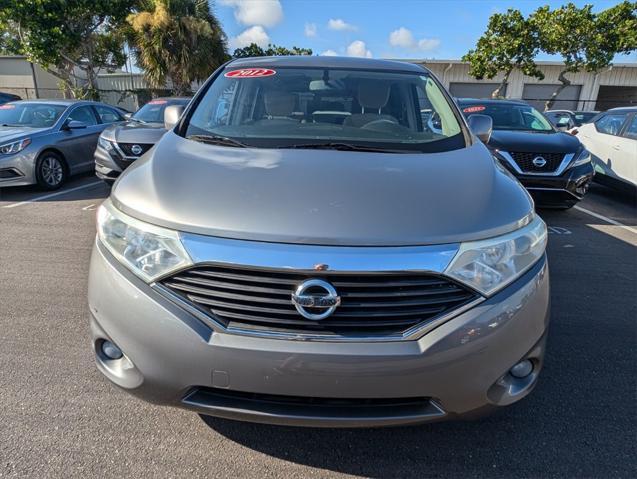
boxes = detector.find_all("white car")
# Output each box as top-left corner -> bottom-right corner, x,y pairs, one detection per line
576,107 -> 637,189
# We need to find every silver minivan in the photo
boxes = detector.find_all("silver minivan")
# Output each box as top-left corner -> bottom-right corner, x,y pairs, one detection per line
88,56 -> 549,427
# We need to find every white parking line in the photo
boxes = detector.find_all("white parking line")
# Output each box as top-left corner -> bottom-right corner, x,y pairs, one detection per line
2,181 -> 103,209
574,205 -> 637,235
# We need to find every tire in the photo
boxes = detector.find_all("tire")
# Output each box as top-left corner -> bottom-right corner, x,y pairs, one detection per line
35,151 -> 67,190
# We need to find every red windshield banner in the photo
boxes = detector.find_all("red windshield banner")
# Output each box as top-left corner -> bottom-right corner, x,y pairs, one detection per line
0,104 -> 16,109
462,106 -> 486,113
148,100 -> 168,105
224,68 -> 276,78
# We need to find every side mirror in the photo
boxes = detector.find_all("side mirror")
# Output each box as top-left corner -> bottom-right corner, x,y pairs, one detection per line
64,120 -> 87,130
124,112 -> 132,120
467,114 -> 492,143
164,105 -> 185,130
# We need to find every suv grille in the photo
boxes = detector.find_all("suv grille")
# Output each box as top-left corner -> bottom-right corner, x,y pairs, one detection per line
160,265 -> 478,336
510,151 -> 564,173
117,142 -> 154,157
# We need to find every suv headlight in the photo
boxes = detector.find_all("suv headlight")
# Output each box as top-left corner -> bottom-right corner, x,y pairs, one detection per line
98,136 -> 115,152
97,200 -> 192,282
445,215 -> 547,297
0,138 -> 31,155
570,148 -> 591,167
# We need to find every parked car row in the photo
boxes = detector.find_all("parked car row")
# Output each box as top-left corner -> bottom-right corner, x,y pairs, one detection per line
0,97 -> 190,189
1,58 -> 634,429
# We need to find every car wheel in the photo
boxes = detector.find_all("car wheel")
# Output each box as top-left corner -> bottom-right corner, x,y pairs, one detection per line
36,152 -> 67,190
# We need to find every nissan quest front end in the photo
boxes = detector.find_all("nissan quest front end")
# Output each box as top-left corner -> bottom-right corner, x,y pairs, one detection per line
88,56 -> 550,427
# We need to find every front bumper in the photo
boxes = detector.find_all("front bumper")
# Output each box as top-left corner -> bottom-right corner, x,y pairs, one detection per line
88,242 -> 550,427
94,144 -> 138,181
516,162 -> 595,208
0,148 -> 37,187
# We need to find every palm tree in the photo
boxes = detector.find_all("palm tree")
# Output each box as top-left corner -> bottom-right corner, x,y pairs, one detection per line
128,0 -> 228,95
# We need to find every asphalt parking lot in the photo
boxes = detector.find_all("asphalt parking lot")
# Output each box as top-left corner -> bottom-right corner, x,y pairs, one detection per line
0,175 -> 635,478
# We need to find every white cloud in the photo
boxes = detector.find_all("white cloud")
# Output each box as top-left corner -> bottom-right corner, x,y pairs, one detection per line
220,0 -> 283,28
417,38 -> 440,51
304,22 -> 317,37
321,49 -> 338,56
389,27 -> 415,48
328,18 -> 357,31
229,25 -> 270,50
346,40 -> 372,58
388,27 -> 440,51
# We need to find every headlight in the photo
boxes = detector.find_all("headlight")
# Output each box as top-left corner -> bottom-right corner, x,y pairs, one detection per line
97,200 -> 192,282
570,148 -> 591,167
0,138 -> 31,155
445,215 -> 547,296
98,136 -> 115,152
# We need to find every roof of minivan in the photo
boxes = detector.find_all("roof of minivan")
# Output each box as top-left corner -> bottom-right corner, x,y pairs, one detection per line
227,55 -> 428,73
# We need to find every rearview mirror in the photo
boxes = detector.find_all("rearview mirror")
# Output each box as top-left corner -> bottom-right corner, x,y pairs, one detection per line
164,105 -> 185,130
556,118 -> 570,130
467,114 -> 492,143
64,120 -> 87,130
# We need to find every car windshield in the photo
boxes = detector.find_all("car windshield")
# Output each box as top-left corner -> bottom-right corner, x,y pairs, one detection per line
184,67 -> 465,152
461,103 -> 554,132
573,112 -> 597,126
133,100 -> 187,123
0,103 -> 67,128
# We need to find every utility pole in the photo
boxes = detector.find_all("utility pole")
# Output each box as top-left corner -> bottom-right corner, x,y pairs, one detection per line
29,61 -> 40,99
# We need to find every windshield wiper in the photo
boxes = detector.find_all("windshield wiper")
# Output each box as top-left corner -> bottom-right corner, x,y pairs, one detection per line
187,134 -> 248,148
281,142 -> 404,153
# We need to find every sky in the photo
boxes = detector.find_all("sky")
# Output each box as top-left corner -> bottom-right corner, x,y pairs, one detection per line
214,0 -> 636,61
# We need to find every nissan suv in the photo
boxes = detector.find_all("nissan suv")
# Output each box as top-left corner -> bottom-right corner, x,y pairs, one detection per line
94,97 -> 191,183
458,98 -> 594,209
88,56 -> 549,427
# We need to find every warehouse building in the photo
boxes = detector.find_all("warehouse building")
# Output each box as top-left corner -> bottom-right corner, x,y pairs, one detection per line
1,55 -> 636,112
413,59 -> 637,111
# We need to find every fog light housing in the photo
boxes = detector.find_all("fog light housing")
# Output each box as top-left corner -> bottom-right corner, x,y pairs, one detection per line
510,359 -> 533,378
101,340 -> 123,360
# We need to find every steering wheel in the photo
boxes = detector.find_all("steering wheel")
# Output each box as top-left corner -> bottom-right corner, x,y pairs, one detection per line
360,118 -> 399,130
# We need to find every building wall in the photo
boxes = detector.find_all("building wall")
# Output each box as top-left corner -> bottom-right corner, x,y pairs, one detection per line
0,56 -> 65,99
414,60 -> 637,111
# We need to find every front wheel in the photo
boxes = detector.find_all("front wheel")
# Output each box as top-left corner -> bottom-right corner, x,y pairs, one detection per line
35,152 -> 67,190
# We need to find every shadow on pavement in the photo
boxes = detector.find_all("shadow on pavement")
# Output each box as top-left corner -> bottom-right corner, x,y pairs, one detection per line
0,173 -> 110,204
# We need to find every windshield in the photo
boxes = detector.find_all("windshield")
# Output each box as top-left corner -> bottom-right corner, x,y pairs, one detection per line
573,112 -> 596,126
184,67 -> 465,152
0,103 -> 66,128
461,103 -> 554,132
133,99 -> 188,123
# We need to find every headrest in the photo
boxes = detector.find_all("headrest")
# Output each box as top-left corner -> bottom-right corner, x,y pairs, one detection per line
357,80 -> 391,110
264,90 -> 295,117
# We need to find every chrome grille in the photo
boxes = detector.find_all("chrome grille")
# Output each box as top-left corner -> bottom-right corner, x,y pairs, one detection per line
160,265 -> 479,336
117,142 -> 154,157
510,151 -> 564,173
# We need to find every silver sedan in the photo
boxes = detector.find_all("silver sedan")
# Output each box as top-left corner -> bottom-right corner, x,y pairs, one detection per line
0,99 -> 125,189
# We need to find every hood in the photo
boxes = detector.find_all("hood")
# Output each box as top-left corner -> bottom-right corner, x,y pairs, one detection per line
102,121 -> 166,144
112,132 -> 533,246
488,129 -> 581,153
0,126 -> 49,143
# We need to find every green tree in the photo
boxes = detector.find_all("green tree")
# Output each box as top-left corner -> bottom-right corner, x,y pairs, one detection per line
0,0 -> 135,98
532,2 -> 636,110
128,0 -> 228,96
595,1 -> 637,58
462,9 -> 544,98
232,43 -> 312,58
